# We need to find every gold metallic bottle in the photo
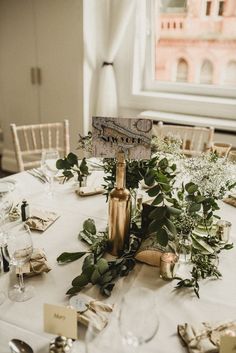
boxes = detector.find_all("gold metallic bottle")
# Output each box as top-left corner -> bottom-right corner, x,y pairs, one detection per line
108,152 -> 131,256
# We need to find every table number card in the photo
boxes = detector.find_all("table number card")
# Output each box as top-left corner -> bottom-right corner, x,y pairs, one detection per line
44,303 -> 77,339
92,117 -> 152,159
220,336 -> 236,353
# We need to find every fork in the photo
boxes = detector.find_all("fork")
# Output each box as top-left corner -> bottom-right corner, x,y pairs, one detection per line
27,170 -> 47,183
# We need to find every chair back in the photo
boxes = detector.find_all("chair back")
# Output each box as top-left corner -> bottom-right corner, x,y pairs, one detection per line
11,120 -> 70,171
153,122 -> 214,156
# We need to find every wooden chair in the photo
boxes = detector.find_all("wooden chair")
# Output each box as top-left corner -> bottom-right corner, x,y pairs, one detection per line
11,120 -> 70,172
153,122 -> 214,156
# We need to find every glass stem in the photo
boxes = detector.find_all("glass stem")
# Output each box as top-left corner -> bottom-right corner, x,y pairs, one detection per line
49,176 -> 54,195
18,266 -> 25,292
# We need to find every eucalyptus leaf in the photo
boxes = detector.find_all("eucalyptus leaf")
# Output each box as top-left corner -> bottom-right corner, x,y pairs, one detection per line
97,258 -> 109,275
185,182 -> 198,194
188,203 -> 201,213
72,272 -> 90,287
57,251 -> 87,264
152,193 -> 164,205
91,268 -> 101,284
83,219 -> 96,235
67,152 -> 78,166
156,228 -> 169,247
66,286 -> 82,296
100,283 -> 115,297
149,206 -> 167,221
147,184 -> 160,197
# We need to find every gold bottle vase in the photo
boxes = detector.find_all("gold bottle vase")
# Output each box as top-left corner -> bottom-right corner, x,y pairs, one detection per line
108,152 -> 131,256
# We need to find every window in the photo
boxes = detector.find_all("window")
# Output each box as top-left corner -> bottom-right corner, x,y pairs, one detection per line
176,58 -> 188,82
206,1 -> 212,16
128,0 -> 236,120
153,0 -> 236,88
218,1 -> 224,16
224,61 -> 236,85
200,60 -> 213,84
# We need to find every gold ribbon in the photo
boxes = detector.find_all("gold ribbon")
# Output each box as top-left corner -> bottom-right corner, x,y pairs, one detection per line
178,321 -> 236,353
16,248 -> 51,277
77,300 -> 113,331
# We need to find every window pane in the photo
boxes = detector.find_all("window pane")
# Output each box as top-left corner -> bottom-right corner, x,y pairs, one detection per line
155,0 -> 236,87
176,58 -> 188,82
218,1 -> 224,16
200,60 -> 213,84
224,61 -> 236,85
206,1 -> 212,16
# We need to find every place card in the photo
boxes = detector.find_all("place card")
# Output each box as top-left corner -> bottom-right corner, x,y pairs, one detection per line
92,116 -> 152,159
220,336 -> 236,353
44,303 -> 78,339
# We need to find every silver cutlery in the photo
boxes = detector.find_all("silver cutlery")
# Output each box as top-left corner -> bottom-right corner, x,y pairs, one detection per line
27,169 -> 48,183
9,339 -> 34,353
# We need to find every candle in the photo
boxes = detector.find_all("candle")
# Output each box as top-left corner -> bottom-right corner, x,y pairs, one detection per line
216,220 -> 232,243
160,253 -> 178,281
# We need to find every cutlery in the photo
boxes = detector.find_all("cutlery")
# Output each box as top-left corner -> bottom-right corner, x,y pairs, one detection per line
27,170 -> 47,184
9,339 -> 34,353
31,169 -> 50,183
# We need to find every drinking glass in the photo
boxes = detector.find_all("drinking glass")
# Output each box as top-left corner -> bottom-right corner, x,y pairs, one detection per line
0,243 -> 6,305
41,149 -> 59,197
118,287 -> 159,351
85,318 -> 121,353
5,224 -> 34,302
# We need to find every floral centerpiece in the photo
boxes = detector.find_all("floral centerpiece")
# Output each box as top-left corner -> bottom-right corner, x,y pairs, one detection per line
56,132 -> 235,298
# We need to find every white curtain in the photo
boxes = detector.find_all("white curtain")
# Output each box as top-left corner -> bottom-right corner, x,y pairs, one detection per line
96,0 -> 136,116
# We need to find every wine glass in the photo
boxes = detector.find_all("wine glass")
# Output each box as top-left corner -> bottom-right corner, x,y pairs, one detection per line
5,224 -> 34,302
85,315 -> 121,353
0,242 -> 6,305
118,287 -> 159,351
41,149 -> 59,197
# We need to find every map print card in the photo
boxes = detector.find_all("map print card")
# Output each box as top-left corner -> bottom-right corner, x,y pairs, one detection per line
92,117 -> 152,160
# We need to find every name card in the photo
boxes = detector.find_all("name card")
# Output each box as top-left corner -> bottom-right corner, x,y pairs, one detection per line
92,117 -> 152,159
220,336 -> 236,353
44,303 -> 77,339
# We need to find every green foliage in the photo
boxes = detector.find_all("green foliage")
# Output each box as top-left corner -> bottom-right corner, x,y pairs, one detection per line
57,218 -> 140,297
56,153 -> 89,184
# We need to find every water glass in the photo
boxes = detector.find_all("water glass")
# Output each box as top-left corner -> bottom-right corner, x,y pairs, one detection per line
118,287 -> 159,350
41,149 -> 59,197
85,316 -> 121,353
177,234 -> 192,264
5,224 -> 34,302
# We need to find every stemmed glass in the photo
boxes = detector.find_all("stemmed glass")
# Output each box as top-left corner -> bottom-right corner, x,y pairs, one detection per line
41,149 -> 59,197
4,224 -> 34,302
118,287 -> 159,351
0,189 -> 13,304
85,315 -> 121,353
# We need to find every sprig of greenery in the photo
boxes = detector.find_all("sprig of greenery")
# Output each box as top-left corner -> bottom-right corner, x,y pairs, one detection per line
175,233 -> 233,297
57,219 -> 140,297
56,153 -> 89,185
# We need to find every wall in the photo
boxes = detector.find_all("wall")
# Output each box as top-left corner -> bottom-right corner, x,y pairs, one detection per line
0,0 -> 84,172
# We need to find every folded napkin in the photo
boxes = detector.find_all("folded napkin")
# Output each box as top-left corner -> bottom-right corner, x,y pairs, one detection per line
223,196 -> 236,208
178,321 -> 236,353
16,248 -> 51,277
69,294 -> 113,331
25,208 -> 60,231
76,186 -> 104,197
9,204 -> 21,221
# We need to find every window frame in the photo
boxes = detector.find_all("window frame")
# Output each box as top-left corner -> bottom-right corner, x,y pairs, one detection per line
129,0 -> 236,121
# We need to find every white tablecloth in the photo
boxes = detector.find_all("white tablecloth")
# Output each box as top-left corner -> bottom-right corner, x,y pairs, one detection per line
0,171 -> 235,353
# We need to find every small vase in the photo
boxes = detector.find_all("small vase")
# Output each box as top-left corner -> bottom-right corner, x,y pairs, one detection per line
177,233 -> 192,264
